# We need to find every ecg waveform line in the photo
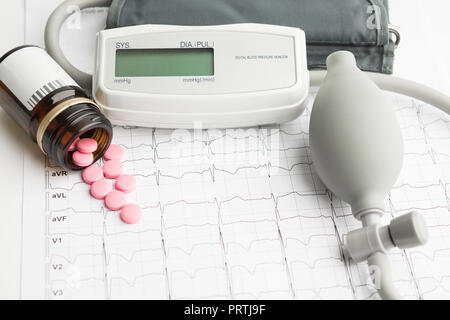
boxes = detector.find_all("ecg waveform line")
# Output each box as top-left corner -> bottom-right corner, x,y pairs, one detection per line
28,94 -> 450,300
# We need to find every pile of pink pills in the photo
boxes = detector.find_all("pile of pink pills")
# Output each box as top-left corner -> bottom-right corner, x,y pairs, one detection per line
71,138 -> 142,224
70,137 -> 96,167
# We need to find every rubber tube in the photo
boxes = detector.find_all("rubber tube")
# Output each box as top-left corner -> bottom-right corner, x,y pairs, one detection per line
44,0 -> 112,89
361,213 -> 402,300
310,70 -> 450,115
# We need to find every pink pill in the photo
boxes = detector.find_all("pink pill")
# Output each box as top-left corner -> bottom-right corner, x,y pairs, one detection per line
77,138 -> 98,153
82,165 -> 103,184
103,159 -> 123,178
104,144 -> 124,161
68,138 -> 80,152
120,204 -> 142,224
72,151 -> 93,167
105,191 -> 126,211
115,175 -> 136,193
90,179 -> 112,199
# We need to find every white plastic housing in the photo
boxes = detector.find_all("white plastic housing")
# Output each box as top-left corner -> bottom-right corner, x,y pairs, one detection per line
93,24 -> 309,128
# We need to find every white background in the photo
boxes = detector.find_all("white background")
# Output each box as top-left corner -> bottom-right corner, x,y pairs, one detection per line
0,0 -> 449,299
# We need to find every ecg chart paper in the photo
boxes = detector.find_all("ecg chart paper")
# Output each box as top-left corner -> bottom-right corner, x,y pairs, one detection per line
21,0 -> 450,300
20,92 -> 450,300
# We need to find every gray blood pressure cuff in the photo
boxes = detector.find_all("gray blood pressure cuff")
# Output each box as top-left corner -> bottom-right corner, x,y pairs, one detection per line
106,0 -> 395,74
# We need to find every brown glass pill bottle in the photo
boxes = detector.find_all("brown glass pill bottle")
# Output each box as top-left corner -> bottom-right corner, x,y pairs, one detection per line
0,46 -> 112,170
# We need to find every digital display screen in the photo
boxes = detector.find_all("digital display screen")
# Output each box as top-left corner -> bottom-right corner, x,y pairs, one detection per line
115,48 -> 214,77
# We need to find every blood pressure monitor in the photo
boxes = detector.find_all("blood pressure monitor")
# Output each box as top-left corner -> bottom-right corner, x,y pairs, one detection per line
93,24 -> 309,128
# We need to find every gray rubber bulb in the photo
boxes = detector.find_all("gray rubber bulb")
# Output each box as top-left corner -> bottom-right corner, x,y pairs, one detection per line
310,51 -> 430,300
310,51 -> 404,219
